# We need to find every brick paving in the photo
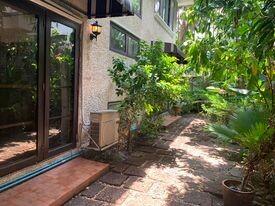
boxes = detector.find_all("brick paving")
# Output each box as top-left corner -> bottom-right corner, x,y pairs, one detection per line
66,114 -> 242,206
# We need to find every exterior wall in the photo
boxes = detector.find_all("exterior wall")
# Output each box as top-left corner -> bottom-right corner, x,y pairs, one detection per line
81,0 -> 178,125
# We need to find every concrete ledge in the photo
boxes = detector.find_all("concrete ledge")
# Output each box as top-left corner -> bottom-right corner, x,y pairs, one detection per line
162,114 -> 182,128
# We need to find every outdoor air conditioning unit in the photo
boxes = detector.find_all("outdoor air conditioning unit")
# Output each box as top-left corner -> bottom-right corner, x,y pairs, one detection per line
89,110 -> 119,151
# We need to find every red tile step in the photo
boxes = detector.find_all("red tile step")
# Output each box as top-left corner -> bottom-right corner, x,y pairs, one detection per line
0,157 -> 109,206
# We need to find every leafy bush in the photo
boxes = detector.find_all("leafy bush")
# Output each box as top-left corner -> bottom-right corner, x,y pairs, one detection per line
139,115 -> 163,138
109,41 -> 187,150
179,0 -> 275,201
202,92 -> 233,123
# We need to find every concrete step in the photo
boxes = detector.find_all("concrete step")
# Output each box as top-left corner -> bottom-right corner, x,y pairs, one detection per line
0,157 -> 109,206
162,115 -> 182,128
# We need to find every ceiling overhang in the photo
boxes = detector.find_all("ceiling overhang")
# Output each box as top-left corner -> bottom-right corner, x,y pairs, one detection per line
88,0 -> 133,18
164,42 -> 185,63
50,0 -> 133,19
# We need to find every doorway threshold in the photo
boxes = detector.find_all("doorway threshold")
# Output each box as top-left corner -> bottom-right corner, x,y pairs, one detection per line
0,157 -> 109,206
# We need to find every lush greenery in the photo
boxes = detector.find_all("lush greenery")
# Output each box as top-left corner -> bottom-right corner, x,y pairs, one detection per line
180,0 -> 274,113
109,41 -> 187,150
179,0 -> 274,203
109,0 -> 274,201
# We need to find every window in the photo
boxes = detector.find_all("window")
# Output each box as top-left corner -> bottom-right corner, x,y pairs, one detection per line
110,26 -> 126,53
132,0 -> 142,17
110,23 -> 139,58
155,0 -> 177,29
108,101 -> 121,110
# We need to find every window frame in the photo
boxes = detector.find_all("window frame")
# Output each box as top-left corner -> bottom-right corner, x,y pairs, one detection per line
110,22 -> 140,59
155,0 -> 177,30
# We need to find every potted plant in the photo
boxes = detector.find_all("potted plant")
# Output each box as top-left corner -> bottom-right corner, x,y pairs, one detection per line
208,109 -> 274,206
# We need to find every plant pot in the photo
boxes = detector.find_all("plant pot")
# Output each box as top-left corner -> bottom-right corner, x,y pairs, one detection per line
222,179 -> 254,206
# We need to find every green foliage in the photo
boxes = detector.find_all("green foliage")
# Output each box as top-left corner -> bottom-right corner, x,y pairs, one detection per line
180,0 -> 275,113
180,0 -> 275,196
109,41 -> 187,149
208,110 -> 271,151
140,115 -> 163,138
202,92 -> 233,123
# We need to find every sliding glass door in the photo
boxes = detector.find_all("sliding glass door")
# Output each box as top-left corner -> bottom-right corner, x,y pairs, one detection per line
45,15 -> 79,157
0,0 -> 79,177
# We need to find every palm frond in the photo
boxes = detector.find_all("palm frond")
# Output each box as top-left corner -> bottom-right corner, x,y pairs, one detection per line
229,110 -> 268,134
207,124 -> 238,142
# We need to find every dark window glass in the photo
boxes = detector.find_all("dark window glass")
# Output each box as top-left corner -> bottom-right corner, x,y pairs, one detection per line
49,21 -> 75,149
110,23 -> 139,58
110,26 -> 126,53
132,0 -> 142,17
128,37 -> 139,58
0,2 -> 38,166
161,0 -> 170,24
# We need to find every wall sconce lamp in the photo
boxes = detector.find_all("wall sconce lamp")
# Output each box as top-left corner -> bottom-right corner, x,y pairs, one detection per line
90,21 -> 102,40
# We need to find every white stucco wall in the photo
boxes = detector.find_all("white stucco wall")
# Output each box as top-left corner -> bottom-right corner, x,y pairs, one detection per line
81,0 -> 178,125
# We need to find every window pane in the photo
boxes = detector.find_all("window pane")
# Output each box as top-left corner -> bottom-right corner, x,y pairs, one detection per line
110,26 -> 126,53
162,0 -> 170,24
49,117 -> 72,149
170,0 -> 175,29
128,37 -> 139,58
49,21 -> 75,149
155,0 -> 160,13
132,0 -> 141,16
0,1 -> 38,166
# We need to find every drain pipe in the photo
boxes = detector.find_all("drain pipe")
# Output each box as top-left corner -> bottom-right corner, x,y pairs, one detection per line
0,152 -> 80,193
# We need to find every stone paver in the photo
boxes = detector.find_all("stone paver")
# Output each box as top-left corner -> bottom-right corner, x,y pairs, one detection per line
67,114 -> 241,206
65,196 -> 92,206
124,157 -> 146,166
111,163 -> 130,173
100,172 -> 128,186
81,182 -> 105,198
124,166 -> 147,177
95,186 -> 129,204
123,176 -> 154,192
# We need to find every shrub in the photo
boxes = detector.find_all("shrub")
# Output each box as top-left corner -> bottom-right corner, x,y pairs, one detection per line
109,41 -> 187,150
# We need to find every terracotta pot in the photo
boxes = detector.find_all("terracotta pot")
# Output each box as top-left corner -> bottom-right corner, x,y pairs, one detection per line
222,179 -> 254,206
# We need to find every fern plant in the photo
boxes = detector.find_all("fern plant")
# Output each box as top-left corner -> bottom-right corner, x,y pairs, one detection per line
208,109 -> 274,191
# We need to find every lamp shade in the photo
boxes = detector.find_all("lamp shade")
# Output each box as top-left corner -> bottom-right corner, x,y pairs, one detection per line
90,21 -> 102,36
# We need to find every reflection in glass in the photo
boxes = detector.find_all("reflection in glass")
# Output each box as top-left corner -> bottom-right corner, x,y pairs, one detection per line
49,22 -> 75,149
128,37 -> 139,58
161,0 -> 170,24
0,2 -> 38,166
110,26 -> 126,52
132,0 -> 141,16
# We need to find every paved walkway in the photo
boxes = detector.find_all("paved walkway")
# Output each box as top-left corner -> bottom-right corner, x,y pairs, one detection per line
66,114 -> 242,206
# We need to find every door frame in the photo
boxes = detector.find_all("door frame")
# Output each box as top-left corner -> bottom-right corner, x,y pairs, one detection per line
0,0 -> 80,177
44,11 -> 80,159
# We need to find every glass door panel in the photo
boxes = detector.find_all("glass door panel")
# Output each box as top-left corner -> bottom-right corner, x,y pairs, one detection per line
0,2 -> 38,167
48,21 -> 75,150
